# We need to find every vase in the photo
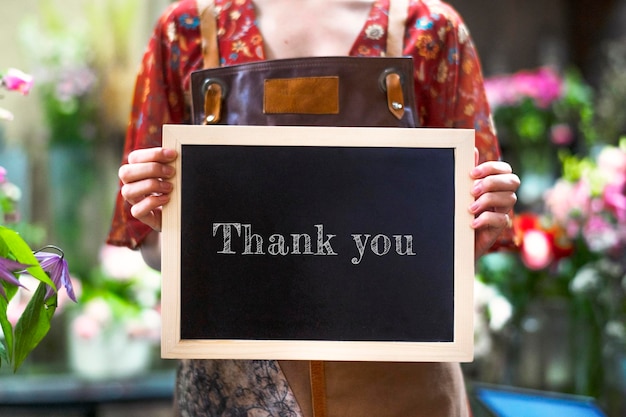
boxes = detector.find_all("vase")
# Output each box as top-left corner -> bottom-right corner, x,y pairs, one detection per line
67,319 -> 153,380
569,297 -> 605,397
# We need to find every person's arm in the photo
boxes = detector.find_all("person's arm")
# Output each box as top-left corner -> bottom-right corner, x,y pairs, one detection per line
107,1 -> 201,254
140,230 -> 162,271
404,2 -> 519,259
117,147 -> 178,269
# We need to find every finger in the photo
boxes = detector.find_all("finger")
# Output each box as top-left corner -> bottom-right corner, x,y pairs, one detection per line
469,191 -> 518,215
127,147 -> 178,164
121,179 -> 173,205
129,195 -> 169,230
471,210 -> 512,231
471,160 -> 514,179
119,162 -> 175,185
471,173 -> 520,198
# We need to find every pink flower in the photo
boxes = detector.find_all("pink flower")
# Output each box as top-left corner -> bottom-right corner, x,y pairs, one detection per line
2,68 -> 34,95
603,183 -> 626,223
583,214 -> 620,253
484,67 -> 563,110
597,146 -> 626,186
550,123 -> 574,146
521,230 -> 554,270
544,179 -> 591,228
0,166 -> 6,183
512,67 -> 563,108
72,314 -> 102,340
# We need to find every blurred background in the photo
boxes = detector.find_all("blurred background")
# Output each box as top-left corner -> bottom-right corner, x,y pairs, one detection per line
0,0 -> 625,416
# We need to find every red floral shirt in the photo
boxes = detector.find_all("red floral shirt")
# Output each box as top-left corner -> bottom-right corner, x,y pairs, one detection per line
108,0 -> 501,248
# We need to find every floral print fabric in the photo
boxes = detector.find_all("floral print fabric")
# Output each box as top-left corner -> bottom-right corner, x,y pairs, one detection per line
175,359 -> 302,417
107,0 -> 501,249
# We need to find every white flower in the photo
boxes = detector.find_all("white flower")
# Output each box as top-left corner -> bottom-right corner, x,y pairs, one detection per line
365,24 -> 384,41
570,265 -> 602,294
488,294 -> 513,332
99,244 -> 148,280
0,108 -> 14,121
1,182 -> 22,202
605,320 -> 626,341
84,298 -> 113,326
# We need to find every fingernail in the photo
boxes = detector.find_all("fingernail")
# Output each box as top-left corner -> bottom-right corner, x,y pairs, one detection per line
163,148 -> 177,158
163,165 -> 175,176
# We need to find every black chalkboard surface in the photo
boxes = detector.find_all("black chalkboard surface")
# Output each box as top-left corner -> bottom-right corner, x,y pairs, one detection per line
162,125 -> 475,362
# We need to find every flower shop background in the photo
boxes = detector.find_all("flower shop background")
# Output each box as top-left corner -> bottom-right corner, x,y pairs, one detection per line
1,0 -> 625,416
0,0 -> 172,395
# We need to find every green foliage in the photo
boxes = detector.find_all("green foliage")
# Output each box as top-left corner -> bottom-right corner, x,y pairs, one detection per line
0,226 -> 59,372
12,283 -> 56,372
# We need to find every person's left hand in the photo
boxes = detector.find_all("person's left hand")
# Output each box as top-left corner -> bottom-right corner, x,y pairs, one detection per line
469,149 -> 520,259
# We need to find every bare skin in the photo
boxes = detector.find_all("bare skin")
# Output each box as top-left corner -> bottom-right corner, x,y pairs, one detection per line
254,0 -> 374,59
118,0 -> 520,267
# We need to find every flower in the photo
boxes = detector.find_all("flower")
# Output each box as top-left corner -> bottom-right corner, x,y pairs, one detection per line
1,68 -> 34,122
484,67 -> 596,208
0,164 -> 71,372
1,68 -> 34,95
484,67 -> 563,109
34,249 -> 76,303
0,257 -> 29,298
0,108 -> 14,121
546,142 -> 626,255
69,245 -> 161,342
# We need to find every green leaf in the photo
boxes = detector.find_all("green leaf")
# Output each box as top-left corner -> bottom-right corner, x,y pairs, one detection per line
0,286 -> 14,363
0,339 -> 7,367
12,282 -> 57,372
0,226 -> 56,290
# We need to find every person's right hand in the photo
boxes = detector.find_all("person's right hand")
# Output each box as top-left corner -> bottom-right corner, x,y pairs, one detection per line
118,147 -> 178,232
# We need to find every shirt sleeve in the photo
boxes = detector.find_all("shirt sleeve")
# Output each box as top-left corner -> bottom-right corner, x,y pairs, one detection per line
106,1 -> 200,249
406,0 -> 501,164
406,1 -> 515,249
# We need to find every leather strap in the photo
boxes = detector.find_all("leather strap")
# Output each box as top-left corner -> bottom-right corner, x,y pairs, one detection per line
385,72 -> 405,120
310,361 -> 328,417
197,0 -> 219,69
386,0 -> 409,57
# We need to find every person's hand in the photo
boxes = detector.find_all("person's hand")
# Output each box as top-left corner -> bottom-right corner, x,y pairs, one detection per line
469,149 -> 520,259
118,147 -> 178,232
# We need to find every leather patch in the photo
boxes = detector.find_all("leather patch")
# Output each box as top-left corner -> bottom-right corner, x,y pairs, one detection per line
264,77 -> 339,114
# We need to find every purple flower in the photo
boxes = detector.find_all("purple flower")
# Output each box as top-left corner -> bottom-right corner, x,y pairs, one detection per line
0,257 -> 29,299
34,250 -> 77,303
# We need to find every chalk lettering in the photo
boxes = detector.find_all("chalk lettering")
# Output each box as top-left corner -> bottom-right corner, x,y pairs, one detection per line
351,233 -> 417,265
243,224 -> 265,255
212,222 -> 241,254
212,223 -> 337,256
315,224 -> 337,256
395,235 -> 416,256
268,234 -> 289,255
371,234 -> 391,256
351,234 -> 371,265
291,233 -> 313,255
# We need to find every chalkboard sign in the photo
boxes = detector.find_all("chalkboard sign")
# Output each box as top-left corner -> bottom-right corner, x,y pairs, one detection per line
162,125 -> 475,362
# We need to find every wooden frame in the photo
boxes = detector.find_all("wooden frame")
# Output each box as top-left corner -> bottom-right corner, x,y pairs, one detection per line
162,124 -> 475,362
